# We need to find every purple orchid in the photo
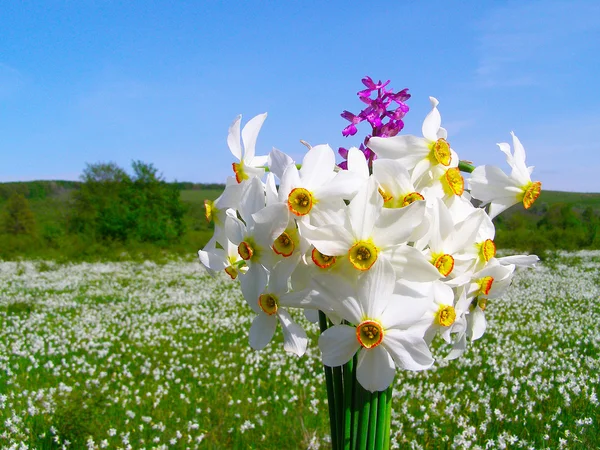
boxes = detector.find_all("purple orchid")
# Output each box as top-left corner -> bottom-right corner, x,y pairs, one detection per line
339,76 -> 411,170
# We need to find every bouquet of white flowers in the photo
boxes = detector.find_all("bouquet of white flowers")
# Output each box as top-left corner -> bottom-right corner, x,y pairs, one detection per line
199,77 -> 541,449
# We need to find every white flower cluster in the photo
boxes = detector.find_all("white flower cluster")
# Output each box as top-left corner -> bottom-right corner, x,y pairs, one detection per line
199,98 -> 541,392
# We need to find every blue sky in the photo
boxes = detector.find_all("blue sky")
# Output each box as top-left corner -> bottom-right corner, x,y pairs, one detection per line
1,0 -> 599,192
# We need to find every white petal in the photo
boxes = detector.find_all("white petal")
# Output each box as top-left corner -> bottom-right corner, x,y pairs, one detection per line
382,329 -> 434,371
252,203 -> 289,248
387,245 -> 441,282
469,165 -> 518,203
299,144 -> 336,190
268,147 -> 294,179
510,132 -> 531,184
496,254 -> 539,268
279,164 -> 301,201
421,97 -> 441,142
356,346 -> 395,392
314,169 -> 363,201
249,313 -> 277,350
311,276 -> 363,324
380,293 -> 432,330
446,332 -> 467,360
198,247 -> 227,273
227,115 -> 242,161
319,325 -> 361,367
250,155 -> 269,167
265,173 -> 278,206
215,182 -> 243,210
373,200 -> 425,247
470,308 -> 486,341
278,309 -> 308,356
447,208 -> 484,254
239,177 -> 265,225
373,158 -> 413,195
241,112 -> 267,163
347,147 -> 369,180
299,222 -> 354,256
437,126 -> 448,140
267,257 -> 297,294
358,258 -> 395,319
368,135 -> 429,167
225,214 -> 245,246
239,264 -> 268,314
349,177 -> 381,240
304,308 -> 320,323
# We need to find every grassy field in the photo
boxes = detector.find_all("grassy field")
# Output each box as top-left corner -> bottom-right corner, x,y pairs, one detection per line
1,251 -> 598,449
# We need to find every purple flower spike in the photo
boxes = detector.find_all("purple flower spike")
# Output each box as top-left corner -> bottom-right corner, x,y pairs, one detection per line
339,76 -> 410,171
341,110 -> 363,137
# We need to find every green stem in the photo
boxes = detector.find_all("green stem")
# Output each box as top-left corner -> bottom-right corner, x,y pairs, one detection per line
384,385 -> 393,450
366,391 -> 378,450
374,388 -> 388,449
357,385 -> 371,450
333,365 -> 344,450
343,357 -> 354,450
458,160 -> 475,173
318,312 -> 337,450
351,354 -> 359,449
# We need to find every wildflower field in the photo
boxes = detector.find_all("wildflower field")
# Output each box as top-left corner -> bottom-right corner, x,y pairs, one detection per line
1,251 -> 599,450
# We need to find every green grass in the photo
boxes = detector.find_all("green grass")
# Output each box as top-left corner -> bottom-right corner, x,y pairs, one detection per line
1,252 -> 598,449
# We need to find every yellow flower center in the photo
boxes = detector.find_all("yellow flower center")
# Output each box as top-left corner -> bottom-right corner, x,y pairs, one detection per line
378,187 -> 393,204
480,239 -> 496,262
311,248 -> 337,269
401,192 -> 424,207
348,240 -> 378,271
287,187 -> 314,216
478,276 -> 494,296
238,240 -> 255,261
478,298 -> 488,311
258,293 -> 279,315
442,168 -> 464,196
224,266 -> 238,280
204,200 -> 214,223
273,231 -> 295,257
435,305 -> 456,327
356,320 -> 384,349
432,253 -> 454,277
431,138 -> 451,166
522,181 -> 541,209
232,162 -> 249,183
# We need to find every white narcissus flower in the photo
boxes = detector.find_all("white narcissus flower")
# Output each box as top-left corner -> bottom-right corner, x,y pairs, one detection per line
367,97 -> 458,186
447,259 -> 515,301
248,257 -> 312,356
469,132 -> 541,218
453,208 -> 497,273
224,177 -> 289,305
198,237 -> 245,280
422,281 -> 464,345
417,199 -> 483,281
203,178 -> 242,245
228,113 -> 270,183
301,177 -> 441,282
278,144 -> 363,225
317,260 -> 435,392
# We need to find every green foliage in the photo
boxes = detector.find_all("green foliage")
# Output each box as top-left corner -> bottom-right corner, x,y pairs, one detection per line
70,161 -> 186,244
2,173 -> 596,262
2,192 -> 36,235
495,201 -> 600,252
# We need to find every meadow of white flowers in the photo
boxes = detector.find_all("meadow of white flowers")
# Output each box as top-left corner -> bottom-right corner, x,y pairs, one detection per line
1,251 -> 599,449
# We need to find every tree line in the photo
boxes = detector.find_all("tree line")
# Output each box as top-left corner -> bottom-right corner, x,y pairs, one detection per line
1,161 -> 193,260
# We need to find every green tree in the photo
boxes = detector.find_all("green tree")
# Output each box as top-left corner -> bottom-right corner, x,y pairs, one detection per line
2,193 -> 36,235
69,161 -> 186,243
